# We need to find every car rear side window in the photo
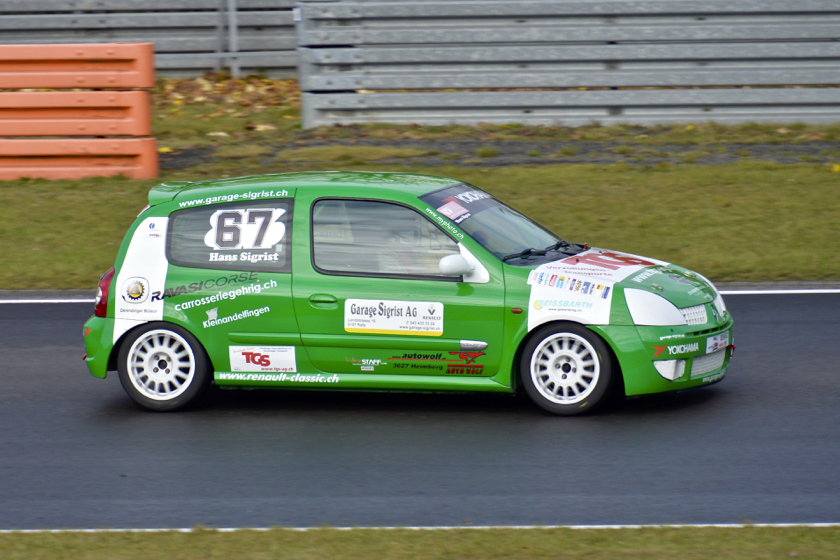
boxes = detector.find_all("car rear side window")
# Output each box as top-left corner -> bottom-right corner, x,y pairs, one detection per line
168,200 -> 293,272
312,199 -> 460,278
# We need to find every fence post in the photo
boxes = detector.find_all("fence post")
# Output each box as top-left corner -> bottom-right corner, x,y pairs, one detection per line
227,0 -> 241,78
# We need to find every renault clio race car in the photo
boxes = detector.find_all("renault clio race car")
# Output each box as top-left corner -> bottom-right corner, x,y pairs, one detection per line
83,171 -> 734,414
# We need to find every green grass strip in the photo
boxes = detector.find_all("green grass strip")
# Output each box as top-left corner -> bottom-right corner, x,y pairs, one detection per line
2,526 -> 840,559
2,160 -> 838,289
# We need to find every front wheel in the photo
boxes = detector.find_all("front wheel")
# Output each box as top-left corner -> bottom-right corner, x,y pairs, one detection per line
520,323 -> 612,415
117,323 -> 210,411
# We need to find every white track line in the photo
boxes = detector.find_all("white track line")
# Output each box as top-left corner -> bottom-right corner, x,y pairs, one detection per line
0,299 -> 95,304
1,523 -> 839,534
719,289 -> 840,295
0,290 -> 837,305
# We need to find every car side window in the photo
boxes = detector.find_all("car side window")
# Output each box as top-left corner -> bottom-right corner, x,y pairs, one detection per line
312,199 -> 460,278
167,200 -> 293,272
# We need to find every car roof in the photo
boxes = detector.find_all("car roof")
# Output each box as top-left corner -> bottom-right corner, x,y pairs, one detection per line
148,171 -> 463,207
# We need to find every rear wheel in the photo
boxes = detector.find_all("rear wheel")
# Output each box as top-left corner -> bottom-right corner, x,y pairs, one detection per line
117,323 -> 210,411
520,323 -> 612,415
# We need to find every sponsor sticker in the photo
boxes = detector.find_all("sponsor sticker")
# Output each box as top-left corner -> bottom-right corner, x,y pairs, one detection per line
386,351 -> 486,374
453,190 -> 491,204
178,189 -> 292,208
659,333 -> 685,341
217,372 -> 339,383
423,208 -> 464,240
655,342 -> 700,357
203,306 -> 270,328
172,279 -> 277,311
229,346 -> 296,373
121,277 -> 150,304
631,268 -> 661,283
706,332 -> 729,354
526,248 -> 668,331
445,351 -> 485,375
437,200 -> 469,221
389,352 -> 447,372
345,299 -> 444,336
347,357 -> 387,371
154,272 -> 259,302
702,370 -> 726,384
530,249 -> 665,283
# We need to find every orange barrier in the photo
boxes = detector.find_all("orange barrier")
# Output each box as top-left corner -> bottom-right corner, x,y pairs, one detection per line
0,91 -> 151,136
0,138 -> 157,180
0,43 -> 155,89
0,43 -> 157,180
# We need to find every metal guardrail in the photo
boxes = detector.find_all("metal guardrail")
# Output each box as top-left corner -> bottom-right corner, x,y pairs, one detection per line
296,0 -> 840,127
0,0 -> 300,77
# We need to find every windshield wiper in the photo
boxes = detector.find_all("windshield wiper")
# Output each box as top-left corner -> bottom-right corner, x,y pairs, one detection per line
502,247 -> 547,261
544,239 -> 571,252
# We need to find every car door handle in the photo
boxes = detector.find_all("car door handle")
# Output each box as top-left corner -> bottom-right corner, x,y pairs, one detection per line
309,294 -> 337,304
309,294 -> 339,309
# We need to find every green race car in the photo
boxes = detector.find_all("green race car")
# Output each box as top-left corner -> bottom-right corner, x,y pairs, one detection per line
83,171 -> 734,414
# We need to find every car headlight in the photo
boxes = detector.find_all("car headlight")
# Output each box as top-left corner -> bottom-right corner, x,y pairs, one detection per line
624,288 -> 687,326
693,271 -> 727,318
713,292 -> 727,316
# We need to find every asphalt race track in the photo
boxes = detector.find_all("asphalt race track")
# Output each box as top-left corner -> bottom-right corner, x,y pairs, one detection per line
0,294 -> 838,530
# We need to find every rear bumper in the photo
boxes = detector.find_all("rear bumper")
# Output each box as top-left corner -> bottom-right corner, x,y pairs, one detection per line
83,316 -> 114,378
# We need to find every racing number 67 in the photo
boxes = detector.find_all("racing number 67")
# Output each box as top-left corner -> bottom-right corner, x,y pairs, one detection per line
204,208 -> 286,251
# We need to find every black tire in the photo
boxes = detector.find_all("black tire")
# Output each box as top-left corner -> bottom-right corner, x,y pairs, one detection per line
117,322 -> 211,411
520,322 -> 612,416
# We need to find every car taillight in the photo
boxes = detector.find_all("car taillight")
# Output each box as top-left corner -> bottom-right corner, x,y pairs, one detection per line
95,268 -> 115,318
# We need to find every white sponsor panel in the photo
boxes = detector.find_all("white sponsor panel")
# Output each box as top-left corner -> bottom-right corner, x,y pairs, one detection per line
229,346 -> 296,373
528,284 -> 613,328
530,248 -> 667,283
345,299 -> 444,336
113,217 -> 169,343
527,248 -> 668,331
706,332 -> 729,354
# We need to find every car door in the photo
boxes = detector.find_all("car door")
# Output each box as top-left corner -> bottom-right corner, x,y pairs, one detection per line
162,196 -> 301,376
291,195 -> 506,380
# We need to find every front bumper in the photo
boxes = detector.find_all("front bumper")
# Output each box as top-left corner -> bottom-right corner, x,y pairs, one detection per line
591,320 -> 734,397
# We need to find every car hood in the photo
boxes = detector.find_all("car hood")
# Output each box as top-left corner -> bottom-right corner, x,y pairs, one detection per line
526,248 -> 717,308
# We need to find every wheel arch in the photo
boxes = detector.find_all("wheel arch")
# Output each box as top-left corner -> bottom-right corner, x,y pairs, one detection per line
107,320 -> 214,375
511,320 -> 623,395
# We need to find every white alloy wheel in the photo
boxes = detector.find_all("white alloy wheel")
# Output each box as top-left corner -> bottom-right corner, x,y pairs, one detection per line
520,323 -> 613,415
125,329 -> 196,401
530,332 -> 600,404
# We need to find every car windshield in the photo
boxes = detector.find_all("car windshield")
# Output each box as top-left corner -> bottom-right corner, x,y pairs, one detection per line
419,184 -> 579,264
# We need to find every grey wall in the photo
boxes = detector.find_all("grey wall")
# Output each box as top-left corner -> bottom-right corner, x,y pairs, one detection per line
296,0 -> 840,127
1,0 -> 299,77
3,0 -> 840,126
